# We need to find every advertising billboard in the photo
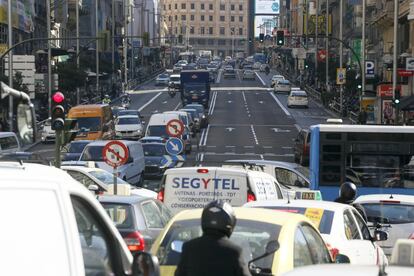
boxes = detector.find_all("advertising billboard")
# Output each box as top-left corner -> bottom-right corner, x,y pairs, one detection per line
254,16 -> 278,37
255,0 -> 280,14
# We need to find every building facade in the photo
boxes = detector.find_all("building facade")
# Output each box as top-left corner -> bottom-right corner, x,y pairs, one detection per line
160,0 -> 249,57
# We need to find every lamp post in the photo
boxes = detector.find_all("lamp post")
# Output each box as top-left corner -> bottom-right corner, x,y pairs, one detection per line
339,0 -> 343,116
7,0 -> 13,130
392,0 -> 399,124
76,0 -> 80,105
95,0 -> 99,97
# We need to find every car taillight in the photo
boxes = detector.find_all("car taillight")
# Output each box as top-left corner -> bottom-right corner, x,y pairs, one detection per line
197,168 -> 209,173
326,243 -> 339,261
124,231 -> 145,252
247,191 -> 256,202
157,188 -> 164,202
380,200 -> 401,204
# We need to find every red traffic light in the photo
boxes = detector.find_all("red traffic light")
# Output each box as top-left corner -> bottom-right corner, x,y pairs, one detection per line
52,92 -> 65,104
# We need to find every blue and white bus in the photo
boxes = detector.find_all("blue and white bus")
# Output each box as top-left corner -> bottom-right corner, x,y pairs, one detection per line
309,124 -> 414,200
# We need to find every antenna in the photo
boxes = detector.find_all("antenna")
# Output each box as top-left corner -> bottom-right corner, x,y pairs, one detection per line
287,191 -> 291,204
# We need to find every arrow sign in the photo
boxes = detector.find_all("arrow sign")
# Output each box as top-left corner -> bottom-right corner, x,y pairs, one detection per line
259,101 -> 264,104
165,137 -> 184,155
227,100 -> 233,104
271,128 -> 291,133
226,127 -> 235,132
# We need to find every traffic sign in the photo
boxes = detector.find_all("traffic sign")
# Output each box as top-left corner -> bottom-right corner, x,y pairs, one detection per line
166,119 -> 185,137
160,155 -> 186,168
165,137 -> 184,155
406,57 -> 414,71
102,141 -> 129,168
365,60 -> 375,79
336,68 -> 346,85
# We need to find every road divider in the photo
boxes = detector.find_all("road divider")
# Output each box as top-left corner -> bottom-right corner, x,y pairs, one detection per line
208,91 -> 218,116
269,92 -> 291,116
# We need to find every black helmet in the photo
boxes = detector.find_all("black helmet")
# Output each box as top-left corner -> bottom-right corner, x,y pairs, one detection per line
201,200 -> 236,238
338,182 -> 357,203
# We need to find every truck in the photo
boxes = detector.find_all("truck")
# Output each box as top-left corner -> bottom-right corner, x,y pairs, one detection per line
180,70 -> 211,108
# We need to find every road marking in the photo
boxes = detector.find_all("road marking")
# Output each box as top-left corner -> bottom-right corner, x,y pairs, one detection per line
206,145 -> 217,148
227,100 -> 233,104
237,70 -> 242,82
260,154 -> 264,160
173,102 -> 181,111
208,91 -> 218,116
255,71 -> 266,86
259,101 -> 264,104
250,125 -> 259,145
271,128 -> 291,133
269,92 -> 291,116
202,125 -> 210,146
244,146 -> 254,148
199,129 -> 206,146
294,124 -> 302,131
242,91 -> 247,103
225,145 -> 236,148
208,123 -> 297,127
282,146 -> 293,149
263,146 -> 273,149
162,101 -> 167,104
201,152 -> 294,157
138,92 -> 163,112
226,127 -> 235,132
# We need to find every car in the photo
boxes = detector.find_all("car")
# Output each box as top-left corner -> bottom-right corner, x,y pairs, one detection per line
293,128 -> 311,166
61,165 -> 157,198
282,264 -> 412,276
169,74 -> 181,89
206,63 -> 218,74
150,207 -> 333,276
354,194 -> 414,257
244,200 -> 388,265
115,115 -> 145,140
180,108 -> 201,132
0,161 -> 140,276
0,151 -> 48,164
62,140 -> 91,161
117,109 -> 144,120
40,119 -> 55,142
223,67 -> 236,79
260,63 -> 270,72
242,69 -> 256,80
99,195 -> 173,253
140,136 -> 168,144
143,142 -> 185,179
287,90 -> 309,108
155,73 -> 170,86
183,104 -> 208,128
111,106 -> 127,117
274,79 -> 291,93
271,75 -> 285,87
253,62 -> 262,70
0,132 -> 21,154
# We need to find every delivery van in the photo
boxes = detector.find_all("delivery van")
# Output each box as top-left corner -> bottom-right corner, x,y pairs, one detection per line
68,104 -> 115,140
157,167 -> 284,214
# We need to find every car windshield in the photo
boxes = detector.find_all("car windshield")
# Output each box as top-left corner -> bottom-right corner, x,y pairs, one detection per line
181,109 -> 198,119
68,142 -> 89,153
170,76 -> 180,81
119,110 -> 139,117
75,117 -> 101,132
183,83 -> 207,95
117,117 -> 140,125
294,165 -> 310,178
89,170 -> 128,185
101,203 -> 134,229
361,203 -> 414,224
185,105 -> 204,114
156,219 -> 280,270
80,146 -> 105,161
147,126 -> 168,137
143,144 -> 167,156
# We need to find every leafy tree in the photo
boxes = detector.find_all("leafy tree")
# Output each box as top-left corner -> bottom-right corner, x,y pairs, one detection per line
56,62 -> 87,93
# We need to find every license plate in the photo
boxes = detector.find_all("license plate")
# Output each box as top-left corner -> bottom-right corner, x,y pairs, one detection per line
192,96 -> 198,99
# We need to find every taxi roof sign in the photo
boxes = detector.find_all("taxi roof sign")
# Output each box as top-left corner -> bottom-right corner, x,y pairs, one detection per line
295,190 -> 322,201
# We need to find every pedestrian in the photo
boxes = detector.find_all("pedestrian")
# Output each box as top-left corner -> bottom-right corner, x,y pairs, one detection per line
175,200 -> 251,276
334,182 -> 367,221
358,108 -> 368,124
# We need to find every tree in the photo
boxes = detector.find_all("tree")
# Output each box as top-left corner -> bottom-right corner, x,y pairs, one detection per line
56,62 -> 87,94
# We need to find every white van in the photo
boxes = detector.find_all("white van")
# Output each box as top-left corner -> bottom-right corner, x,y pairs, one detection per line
0,132 -> 21,154
79,140 -> 145,186
0,161 -> 135,275
158,167 -> 284,214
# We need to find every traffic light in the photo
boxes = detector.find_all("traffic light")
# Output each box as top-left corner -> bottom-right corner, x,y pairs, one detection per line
51,92 -> 65,130
259,33 -> 264,42
393,89 -> 401,105
276,30 -> 285,46
62,119 -> 78,146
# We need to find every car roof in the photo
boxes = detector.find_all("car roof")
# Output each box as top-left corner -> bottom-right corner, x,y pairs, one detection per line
282,264 -> 412,276
98,195 -> 150,204
70,140 -> 90,144
355,194 -> 414,205
244,199 -> 349,212
165,166 -> 278,178
272,75 -> 284,78
85,140 -> 141,146
224,159 -> 301,169
61,165 -> 105,173
142,142 -> 165,146
0,132 -> 17,138
170,74 -> 180,77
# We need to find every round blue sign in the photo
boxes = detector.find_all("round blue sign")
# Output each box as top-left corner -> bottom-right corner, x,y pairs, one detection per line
165,138 -> 184,155
272,3 -> 279,12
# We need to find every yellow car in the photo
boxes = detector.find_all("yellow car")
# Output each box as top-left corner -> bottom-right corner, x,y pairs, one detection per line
150,207 -> 333,276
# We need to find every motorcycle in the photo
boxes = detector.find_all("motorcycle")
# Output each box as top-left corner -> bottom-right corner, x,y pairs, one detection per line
168,87 -> 176,98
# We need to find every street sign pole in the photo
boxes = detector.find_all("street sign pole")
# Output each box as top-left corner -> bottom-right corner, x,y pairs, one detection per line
113,166 -> 118,195
54,130 -> 62,168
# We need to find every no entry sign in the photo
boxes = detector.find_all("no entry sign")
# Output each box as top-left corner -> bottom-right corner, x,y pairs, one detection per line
102,141 -> 129,168
166,119 -> 185,137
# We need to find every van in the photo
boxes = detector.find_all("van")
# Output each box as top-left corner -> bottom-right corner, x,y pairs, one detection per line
68,104 -> 115,140
145,113 -> 192,153
158,167 -> 284,214
79,140 -> 145,186
0,161 -> 137,275
0,132 -> 21,154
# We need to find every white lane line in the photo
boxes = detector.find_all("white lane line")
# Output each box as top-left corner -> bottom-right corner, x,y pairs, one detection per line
269,92 -> 291,116
244,146 -> 254,148
202,125 -> 210,146
208,91 -> 218,116
294,124 -> 302,131
138,92 -> 163,112
250,125 -> 259,145
173,102 -> 181,111
237,70 -> 242,82
199,129 -> 206,146
255,71 -> 266,86
225,145 -> 236,148
199,153 -> 204,162
216,69 -> 222,83
282,146 -> 293,149
242,91 -> 247,103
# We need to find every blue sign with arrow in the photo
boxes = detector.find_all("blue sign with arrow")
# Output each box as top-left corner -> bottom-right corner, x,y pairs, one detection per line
160,155 -> 186,168
165,138 -> 184,155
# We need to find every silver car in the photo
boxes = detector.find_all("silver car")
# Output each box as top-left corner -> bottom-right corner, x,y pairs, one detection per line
243,69 -> 256,80
155,73 -> 170,86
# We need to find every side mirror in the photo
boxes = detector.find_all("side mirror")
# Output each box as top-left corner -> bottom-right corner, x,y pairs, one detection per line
170,240 -> 184,253
88,184 -> 100,195
132,251 -> 160,276
335,254 -> 351,263
373,230 -> 388,241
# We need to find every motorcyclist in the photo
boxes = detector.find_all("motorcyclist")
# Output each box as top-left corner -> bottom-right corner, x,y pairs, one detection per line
334,182 -> 367,221
102,94 -> 111,104
175,200 -> 251,276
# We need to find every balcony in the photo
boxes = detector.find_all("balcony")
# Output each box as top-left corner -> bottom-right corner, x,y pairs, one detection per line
409,0 -> 414,20
371,0 -> 394,28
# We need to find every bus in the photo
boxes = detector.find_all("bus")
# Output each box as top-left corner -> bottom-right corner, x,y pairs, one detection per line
309,124 -> 414,200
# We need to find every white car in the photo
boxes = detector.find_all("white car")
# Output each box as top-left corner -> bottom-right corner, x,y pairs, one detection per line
282,264 -> 412,276
115,115 -> 144,140
274,79 -> 291,93
287,90 -> 309,108
155,73 -> 170,86
354,194 -> 414,257
242,69 -> 256,80
253,62 -> 262,70
271,74 -> 285,87
244,200 -> 388,265
40,119 -> 55,142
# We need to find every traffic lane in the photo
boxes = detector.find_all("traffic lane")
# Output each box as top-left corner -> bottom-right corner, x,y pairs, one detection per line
129,92 -> 163,111
197,152 -> 293,166
135,92 -> 182,122
211,90 -> 251,125
218,69 -> 264,88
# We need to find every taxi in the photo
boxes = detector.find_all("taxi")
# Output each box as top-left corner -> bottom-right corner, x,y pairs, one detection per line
244,200 -> 388,265
150,207 -> 333,276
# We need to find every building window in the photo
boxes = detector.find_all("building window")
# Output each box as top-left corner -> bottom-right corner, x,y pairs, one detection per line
230,27 -> 235,35
175,3 -> 177,9
169,16 -> 172,21
181,15 -> 186,20
190,3 -> 195,9
209,15 -> 213,21
181,3 -> 186,9
239,28 -> 243,35
190,26 -> 195,34
209,4 -> 213,10
231,4 -> 235,10
218,39 -> 226,45
201,3 -> 205,9
175,27 -> 178,34
201,15 -> 205,21
209,27 -> 214,34
220,27 -> 225,35
220,4 -> 225,10
231,16 -> 235,22
168,4 -> 171,10
239,4 -> 243,10
220,16 -> 225,21
190,14 -> 194,21
200,27 -> 205,34
181,26 -> 186,34
208,39 -> 215,45
198,39 -> 206,45
175,15 -> 178,20
239,16 -> 243,22
163,5 -> 166,10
